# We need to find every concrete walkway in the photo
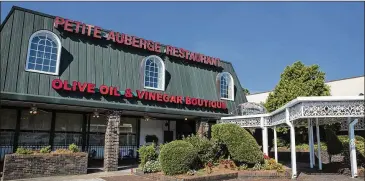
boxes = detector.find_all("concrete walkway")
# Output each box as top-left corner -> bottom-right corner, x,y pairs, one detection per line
6,168 -> 134,181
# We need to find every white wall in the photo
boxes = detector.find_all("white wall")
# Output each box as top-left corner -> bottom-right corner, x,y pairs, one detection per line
327,76 -> 364,96
139,119 -> 176,146
246,76 -> 364,104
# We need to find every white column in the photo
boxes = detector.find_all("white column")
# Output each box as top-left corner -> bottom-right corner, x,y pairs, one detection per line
316,118 -> 322,170
285,108 -> 297,178
348,118 -> 358,178
308,119 -> 313,168
262,127 -> 269,155
311,120 -> 316,166
274,126 -> 278,163
261,117 -> 269,156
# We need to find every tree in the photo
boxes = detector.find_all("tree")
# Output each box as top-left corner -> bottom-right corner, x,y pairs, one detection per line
243,88 -> 250,95
264,61 -> 330,139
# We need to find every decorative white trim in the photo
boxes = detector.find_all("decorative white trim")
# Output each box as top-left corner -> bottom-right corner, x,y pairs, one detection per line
219,96 -> 365,128
141,55 -> 165,91
25,30 -> 62,76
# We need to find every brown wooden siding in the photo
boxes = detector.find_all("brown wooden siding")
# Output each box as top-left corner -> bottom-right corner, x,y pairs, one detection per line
1,7 -> 247,114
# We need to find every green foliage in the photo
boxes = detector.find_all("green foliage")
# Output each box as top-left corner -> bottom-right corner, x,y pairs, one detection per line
211,123 -> 263,164
324,127 -> 344,157
275,137 -> 289,147
137,143 -> 158,168
338,135 -> 365,157
238,164 -> 248,170
142,160 -> 161,173
252,163 -> 263,171
16,147 -> 33,154
243,88 -> 250,95
264,61 -> 330,133
159,140 -> 198,175
68,143 -> 79,153
40,146 -> 51,153
182,134 -> 219,165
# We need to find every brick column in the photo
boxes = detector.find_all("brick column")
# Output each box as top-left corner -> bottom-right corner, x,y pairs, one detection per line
196,120 -> 209,138
103,111 -> 121,172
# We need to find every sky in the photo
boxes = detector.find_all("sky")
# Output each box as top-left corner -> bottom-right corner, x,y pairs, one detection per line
1,2 -> 364,94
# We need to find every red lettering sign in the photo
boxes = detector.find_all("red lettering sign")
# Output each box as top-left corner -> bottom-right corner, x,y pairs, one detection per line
51,79 -> 227,110
53,17 -> 221,67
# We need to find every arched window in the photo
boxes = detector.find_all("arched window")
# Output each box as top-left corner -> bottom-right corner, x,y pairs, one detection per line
25,30 -> 61,75
142,55 -> 165,91
217,72 -> 234,100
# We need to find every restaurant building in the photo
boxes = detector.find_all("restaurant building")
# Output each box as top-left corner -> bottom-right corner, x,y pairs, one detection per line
0,6 -> 247,168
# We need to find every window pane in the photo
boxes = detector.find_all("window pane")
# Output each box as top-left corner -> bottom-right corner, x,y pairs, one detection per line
42,66 -> 50,72
27,63 -> 35,69
55,113 -> 83,132
51,54 -> 57,60
29,56 -> 36,63
0,109 -> 17,130
29,50 -> 37,57
35,58 -> 43,64
30,43 -> 37,50
35,64 -> 42,71
50,60 -> 56,66
120,117 -> 137,133
44,53 -> 51,60
52,48 -> 57,54
38,45 -> 45,51
89,115 -> 107,133
20,110 -> 52,131
49,66 -> 56,73
45,46 -> 51,52
54,133 -> 82,147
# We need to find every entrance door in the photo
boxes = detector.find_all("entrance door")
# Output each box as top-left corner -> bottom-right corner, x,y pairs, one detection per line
164,131 -> 174,143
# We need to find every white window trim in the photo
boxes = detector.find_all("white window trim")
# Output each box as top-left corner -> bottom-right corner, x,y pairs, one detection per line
142,55 -> 165,91
25,30 -> 62,76
219,72 -> 234,101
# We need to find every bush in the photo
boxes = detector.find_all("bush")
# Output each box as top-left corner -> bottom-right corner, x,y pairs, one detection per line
16,147 -> 33,154
212,124 -> 263,164
40,146 -> 51,153
142,160 -> 161,173
68,143 -> 80,153
277,137 -> 289,148
182,134 -> 219,165
137,143 -> 157,168
338,135 -> 365,166
159,140 -> 198,175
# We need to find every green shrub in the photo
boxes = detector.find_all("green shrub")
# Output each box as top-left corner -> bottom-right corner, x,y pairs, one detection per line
137,143 -> 157,168
338,135 -> 365,166
68,143 -> 79,153
211,124 -> 263,164
324,128 -> 344,162
142,160 -> 161,173
159,140 -> 198,175
276,137 -> 289,148
16,147 -> 33,154
40,146 -> 51,153
182,134 -> 219,165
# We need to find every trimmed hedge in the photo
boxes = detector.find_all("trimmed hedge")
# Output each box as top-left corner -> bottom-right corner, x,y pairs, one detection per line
212,123 -> 263,164
159,140 -> 198,175
137,144 -> 157,168
182,134 -> 219,166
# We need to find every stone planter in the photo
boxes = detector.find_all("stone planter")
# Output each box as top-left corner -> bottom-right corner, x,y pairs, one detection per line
2,153 -> 88,181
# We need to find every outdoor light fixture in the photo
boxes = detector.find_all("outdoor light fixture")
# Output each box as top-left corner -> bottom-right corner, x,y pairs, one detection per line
29,105 -> 37,115
184,117 -> 188,121
144,116 -> 150,121
92,110 -> 100,118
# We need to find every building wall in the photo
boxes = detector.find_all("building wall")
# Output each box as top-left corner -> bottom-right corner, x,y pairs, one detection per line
139,119 -> 176,145
0,7 -> 247,115
246,76 -> 364,104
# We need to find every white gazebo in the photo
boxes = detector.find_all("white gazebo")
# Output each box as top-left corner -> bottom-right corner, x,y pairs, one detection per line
219,96 -> 364,179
